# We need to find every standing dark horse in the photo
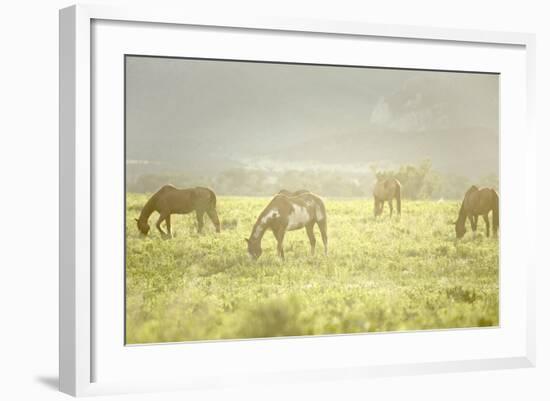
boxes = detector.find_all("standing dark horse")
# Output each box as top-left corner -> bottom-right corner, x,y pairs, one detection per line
454,185 -> 499,238
373,177 -> 401,217
246,192 -> 328,260
135,185 -> 220,238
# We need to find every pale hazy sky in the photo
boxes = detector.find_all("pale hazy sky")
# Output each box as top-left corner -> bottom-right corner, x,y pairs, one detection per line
126,56 -> 499,178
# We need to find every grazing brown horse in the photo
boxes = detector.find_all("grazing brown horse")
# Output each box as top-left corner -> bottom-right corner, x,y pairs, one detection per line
246,192 -> 328,260
135,185 -> 220,238
373,177 -> 401,217
454,185 -> 499,238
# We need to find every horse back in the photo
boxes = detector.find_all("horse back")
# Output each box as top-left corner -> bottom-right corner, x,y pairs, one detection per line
191,187 -> 215,201
188,187 -> 217,211
463,187 -> 497,215
282,192 -> 326,222
478,188 -> 498,212
373,178 -> 400,199
155,186 -> 216,214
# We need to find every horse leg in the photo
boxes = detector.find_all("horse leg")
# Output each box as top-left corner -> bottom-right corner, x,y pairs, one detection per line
482,214 -> 490,237
305,223 -> 316,255
165,214 -> 172,238
206,208 -> 221,233
317,218 -> 328,256
273,228 -> 286,260
195,210 -> 205,234
389,199 -> 393,218
155,213 -> 168,238
469,216 -> 475,232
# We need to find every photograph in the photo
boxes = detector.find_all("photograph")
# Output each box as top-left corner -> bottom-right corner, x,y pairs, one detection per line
124,55 -> 499,344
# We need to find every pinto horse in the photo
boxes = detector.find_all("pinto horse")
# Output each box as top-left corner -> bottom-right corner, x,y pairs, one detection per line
135,185 -> 220,238
246,192 -> 327,260
373,177 -> 401,217
454,185 -> 499,238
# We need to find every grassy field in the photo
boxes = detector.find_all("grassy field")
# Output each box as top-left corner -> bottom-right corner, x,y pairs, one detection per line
125,194 -> 499,344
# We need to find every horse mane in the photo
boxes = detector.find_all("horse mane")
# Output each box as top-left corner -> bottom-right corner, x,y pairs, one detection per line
138,185 -> 176,223
457,186 -> 476,223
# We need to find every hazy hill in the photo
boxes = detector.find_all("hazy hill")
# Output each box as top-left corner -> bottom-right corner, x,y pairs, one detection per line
126,56 -> 498,180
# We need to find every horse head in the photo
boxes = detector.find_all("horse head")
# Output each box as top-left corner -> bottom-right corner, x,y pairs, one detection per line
245,237 -> 262,260
136,218 -> 150,236
454,220 -> 466,238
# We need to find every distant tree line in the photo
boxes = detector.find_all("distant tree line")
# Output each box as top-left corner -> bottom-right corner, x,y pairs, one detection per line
126,159 -> 498,200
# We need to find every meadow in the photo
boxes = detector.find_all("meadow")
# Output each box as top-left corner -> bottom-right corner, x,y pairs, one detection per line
125,194 -> 499,344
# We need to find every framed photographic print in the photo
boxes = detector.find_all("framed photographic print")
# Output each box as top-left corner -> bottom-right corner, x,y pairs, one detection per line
59,4 -> 536,396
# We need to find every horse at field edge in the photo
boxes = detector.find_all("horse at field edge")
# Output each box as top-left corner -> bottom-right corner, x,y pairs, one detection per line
246,191 -> 327,260
454,185 -> 499,238
373,177 -> 401,217
135,185 -> 220,238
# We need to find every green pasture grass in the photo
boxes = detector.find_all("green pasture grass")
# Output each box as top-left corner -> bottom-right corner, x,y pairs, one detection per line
125,194 -> 499,344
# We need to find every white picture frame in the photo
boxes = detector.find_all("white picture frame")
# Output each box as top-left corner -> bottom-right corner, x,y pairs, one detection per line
59,4 -> 536,397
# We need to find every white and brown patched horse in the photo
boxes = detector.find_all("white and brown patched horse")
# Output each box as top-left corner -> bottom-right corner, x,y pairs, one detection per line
245,191 -> 328,260
373,177 -> 401,217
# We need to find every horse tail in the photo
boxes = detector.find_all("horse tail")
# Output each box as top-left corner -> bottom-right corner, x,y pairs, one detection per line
207,188 -> 217,209
316,198 -> 327,222
492,189 -> 499,232
395,182 -> 401,215
315,198 -> 328,255
192,187 -> 218,211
